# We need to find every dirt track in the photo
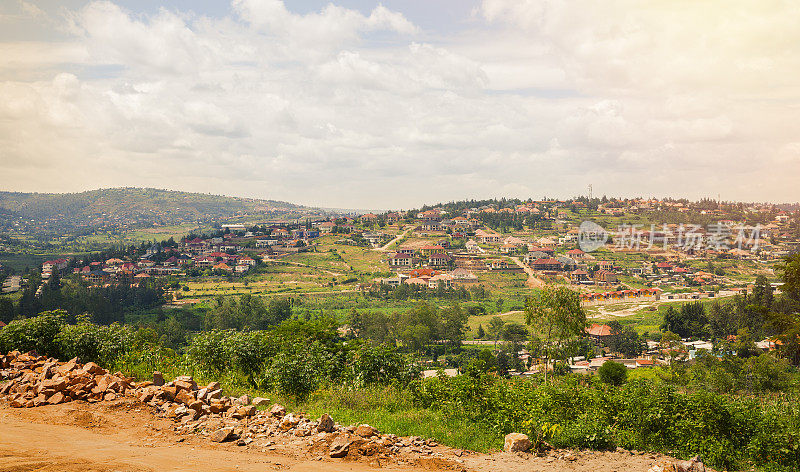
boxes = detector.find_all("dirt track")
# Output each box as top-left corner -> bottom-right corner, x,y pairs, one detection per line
0,399 -> 685,472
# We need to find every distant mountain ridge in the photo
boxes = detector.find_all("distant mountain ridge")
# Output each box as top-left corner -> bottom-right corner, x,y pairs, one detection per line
0,188 -> 324,234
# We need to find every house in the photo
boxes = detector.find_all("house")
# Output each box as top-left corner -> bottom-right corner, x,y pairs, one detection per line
194,256 -> 216,269
319,221 -> 336,233
84,270 -> 109,285
527,246 -> 555,257
389,253 -> 413,267
475,229 -> 501,244
594,269 -> 618,285
586,324 -> 613,343
499,244 -> 518,254
566,248 -> 586,259
656,262 -> 673,271
213,263 -> 232,272
256,239 -> 280,248
428,253 -> 451,267
405,277 -> 429,287
530,258 -> 563,271
238,256 -> 256,266
570,269 -> 590,283
234,264 -> 250,274
428,274 -> 453,289
485,259 -> 511,270
419,245 -> 445,256
465,240 -> 481,253
395,247 -> 414,256
360,213 -> 379,223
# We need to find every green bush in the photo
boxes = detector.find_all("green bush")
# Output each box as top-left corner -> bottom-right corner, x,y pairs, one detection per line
56,321 -> 134,365
598,360 -> 628,386
0,310 -> 67,357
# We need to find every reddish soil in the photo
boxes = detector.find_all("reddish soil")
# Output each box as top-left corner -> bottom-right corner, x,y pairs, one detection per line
0,398 -> 688,472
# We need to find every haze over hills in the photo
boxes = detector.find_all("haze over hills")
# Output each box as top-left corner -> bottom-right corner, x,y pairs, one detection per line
0,188 -> 340,234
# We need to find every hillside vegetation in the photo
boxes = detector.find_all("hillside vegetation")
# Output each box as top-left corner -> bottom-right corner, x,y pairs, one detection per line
0,188 -> 314,234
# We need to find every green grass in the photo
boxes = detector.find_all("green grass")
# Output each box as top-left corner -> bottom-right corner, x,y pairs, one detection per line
297,387 -> 501,452
115,355 -> 501,452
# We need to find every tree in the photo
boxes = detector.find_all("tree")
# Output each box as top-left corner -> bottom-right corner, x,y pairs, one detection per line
606,320 -> 644,357
660,331 -> 687,366
598,360 -> 627,386
525,286 -> 587,383
661,302 -> 708,338
502,323 -> 529,350
752,275 -> 774,310
476,324 -> 485,339
487,316 -> 506,347
440,304 -> 468,346
780,253 -> 800,302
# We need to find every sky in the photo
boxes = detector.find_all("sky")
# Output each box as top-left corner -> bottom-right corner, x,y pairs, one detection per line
1,0 -> 799,210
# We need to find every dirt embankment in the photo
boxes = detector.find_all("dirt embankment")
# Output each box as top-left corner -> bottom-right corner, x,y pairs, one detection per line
0,351 -> 706,472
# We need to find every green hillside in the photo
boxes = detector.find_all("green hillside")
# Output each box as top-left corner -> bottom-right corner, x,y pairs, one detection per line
0,188 -> 318,234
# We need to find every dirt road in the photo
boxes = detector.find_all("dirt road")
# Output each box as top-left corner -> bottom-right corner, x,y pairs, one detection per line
0,399 -> 686,472
508,257 -> 545,288
0,401 -> 418,472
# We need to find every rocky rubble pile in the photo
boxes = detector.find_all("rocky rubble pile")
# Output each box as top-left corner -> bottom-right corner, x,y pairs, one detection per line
0,351 -> 134,406
0,351 -> 459,463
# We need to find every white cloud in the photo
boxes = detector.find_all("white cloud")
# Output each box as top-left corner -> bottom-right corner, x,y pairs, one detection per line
0,0 -> 798,208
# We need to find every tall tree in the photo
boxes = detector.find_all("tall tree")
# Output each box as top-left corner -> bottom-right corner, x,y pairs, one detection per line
525,287 -> 587,383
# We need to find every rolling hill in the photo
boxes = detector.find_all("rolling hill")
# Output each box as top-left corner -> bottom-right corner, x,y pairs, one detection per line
0,188 -> 330,234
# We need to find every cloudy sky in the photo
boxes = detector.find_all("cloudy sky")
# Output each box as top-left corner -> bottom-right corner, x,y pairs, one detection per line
1,0 -> 799,209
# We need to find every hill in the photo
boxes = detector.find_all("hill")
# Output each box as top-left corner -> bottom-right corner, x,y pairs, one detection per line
0,188 -> 326,234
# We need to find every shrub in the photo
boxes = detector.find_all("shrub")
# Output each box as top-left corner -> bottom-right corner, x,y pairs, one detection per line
598,360 -> 628,386
56,321 -> 134,365
0,310 -> 66,357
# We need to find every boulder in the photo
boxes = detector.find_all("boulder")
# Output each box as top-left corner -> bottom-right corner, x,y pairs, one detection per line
269,403 -> 286,417
210,427 -> 235,443
81,362 -> 105,376
317,413 -> 335,433
252,397 -> 270,407
174,389 -> 195,405
503,433 -> 531,453
355,424 -> 378,438
674,456 -> 706,472
280,414 -> 301,431
330,434 -> 352,458
152,371 -> 164,386
235,394 -> 251,405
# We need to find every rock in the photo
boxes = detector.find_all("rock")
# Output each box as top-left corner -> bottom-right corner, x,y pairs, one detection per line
206,381 -> 220,392
161,386 -> 177,400
317,413 -> 335,433
269,403 -> 286,417
504,433 -> 531,453
674,456 -> 706,472
174,379 -> 195,392
252,397 -> 270,407
210,427 -> 235,443
152,371 -> 165,386
235,394 -> 251,405
330,434 -> 352,458
355,424 -> 378,438
280,414 -> 301,431
174,389 -> 195,405
81,362 -> 105,376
